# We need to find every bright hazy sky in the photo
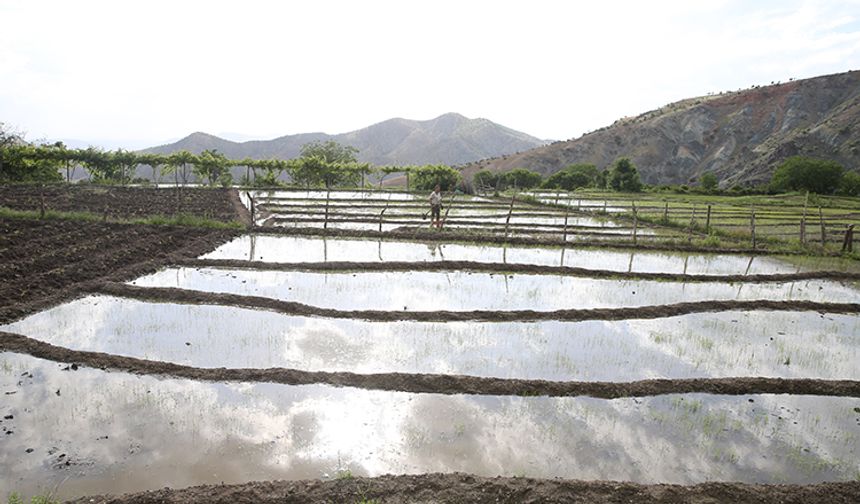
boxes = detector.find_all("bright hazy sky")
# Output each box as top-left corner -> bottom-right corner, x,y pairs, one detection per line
2,0 -> 859,149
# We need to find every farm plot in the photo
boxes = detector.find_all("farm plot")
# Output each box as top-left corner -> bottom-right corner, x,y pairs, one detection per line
244,189 -> 688,242
1,351 -> 859,500
2,219 -> 860,500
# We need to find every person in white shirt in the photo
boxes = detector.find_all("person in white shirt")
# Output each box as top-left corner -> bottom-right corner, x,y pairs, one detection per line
429,184 -> 442,229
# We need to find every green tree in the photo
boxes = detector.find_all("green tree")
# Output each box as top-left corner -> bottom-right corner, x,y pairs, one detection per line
79,146 -> 115,183
113,149 -> 139,185
0,144 -> 63,183
138,153 -> 167,185
195,149 -> 231,186
838,171 -> 860,196
300,140 -> 358,164
607,157 -> 642,192
472,169 -> 499,190
412,164 -> 461,191
500,168 -> 542,190
699,171 -> 718,192
166,150 -> 197,186
769,156 -> 844,194
542,164 -> 599,190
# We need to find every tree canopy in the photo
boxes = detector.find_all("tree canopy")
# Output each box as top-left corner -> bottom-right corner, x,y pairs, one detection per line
607,157 -> 642,192
542,164 -> 599,190
769,156 -> 844,194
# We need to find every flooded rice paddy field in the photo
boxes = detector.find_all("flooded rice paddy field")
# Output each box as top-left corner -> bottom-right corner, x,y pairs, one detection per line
2,226 -> 860,499
4,298 -> 858,381
127,267 -> 860,310
1,352 -> 859,500
203,234 -> 860,274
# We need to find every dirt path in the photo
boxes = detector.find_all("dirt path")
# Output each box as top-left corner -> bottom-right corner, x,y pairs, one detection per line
65,472 -> 860,504
93,282 -> 860,323
179,258 -> 860,283
2,331 -> 858,398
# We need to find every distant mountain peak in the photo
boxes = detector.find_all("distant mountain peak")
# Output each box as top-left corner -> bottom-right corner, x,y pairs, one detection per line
141,113 -> 547,166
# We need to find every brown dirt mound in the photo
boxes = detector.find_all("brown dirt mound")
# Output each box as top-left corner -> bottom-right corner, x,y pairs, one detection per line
180,258 -> 860,283
65,473 -> 860,504
2,331 -> 857,398
94,282 -> 860,323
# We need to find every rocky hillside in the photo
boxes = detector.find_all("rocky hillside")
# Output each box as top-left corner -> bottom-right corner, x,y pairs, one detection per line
141,113 -> 546,166
464,70 -> 860,187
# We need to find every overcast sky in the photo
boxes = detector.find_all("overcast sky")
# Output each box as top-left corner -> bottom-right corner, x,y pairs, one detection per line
2,0 -> 859,149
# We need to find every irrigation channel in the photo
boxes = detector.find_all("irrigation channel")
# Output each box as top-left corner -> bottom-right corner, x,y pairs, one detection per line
1,188 -> 860,500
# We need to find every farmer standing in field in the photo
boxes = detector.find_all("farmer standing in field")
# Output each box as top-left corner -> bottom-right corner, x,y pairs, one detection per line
429,184 -> 443,229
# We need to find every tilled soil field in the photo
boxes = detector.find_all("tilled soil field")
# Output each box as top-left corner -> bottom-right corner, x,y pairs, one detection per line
0,185 -> 243,222
0,218 -> 238,324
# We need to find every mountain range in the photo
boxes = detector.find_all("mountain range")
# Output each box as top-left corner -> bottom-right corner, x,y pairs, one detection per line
141,113 -> 547,166
463,70 -> 860,187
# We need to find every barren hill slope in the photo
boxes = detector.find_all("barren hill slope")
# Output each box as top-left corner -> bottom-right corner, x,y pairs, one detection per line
142,113 -> 546,166
464,70 -> 860,187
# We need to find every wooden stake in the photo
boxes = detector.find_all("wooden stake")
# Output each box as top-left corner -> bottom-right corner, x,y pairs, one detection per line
819,206 -> 826,248
842,224 -> 854,253
663,202 -> 669,223
632,201 -> 638,245
687,205 -> 696,241
750,208 -> 757,249
323,190 -> 330,230
504,195 -> 516,239
562,207 -> 569,243
705,204 -> 712,233
800,191 -> 808,245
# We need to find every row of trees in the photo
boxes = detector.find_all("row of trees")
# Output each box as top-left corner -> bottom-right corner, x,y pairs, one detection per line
0,140 -> 461,189
473,157 -> 644,193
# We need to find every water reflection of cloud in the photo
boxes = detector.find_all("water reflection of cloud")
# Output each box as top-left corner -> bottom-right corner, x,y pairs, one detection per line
129,268 -> 860,312
2,352 -> 857,501
5,300 -> 859,381
203,235 -> 849,275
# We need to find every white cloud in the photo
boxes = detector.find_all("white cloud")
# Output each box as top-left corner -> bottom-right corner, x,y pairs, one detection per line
1,0 -> 858,147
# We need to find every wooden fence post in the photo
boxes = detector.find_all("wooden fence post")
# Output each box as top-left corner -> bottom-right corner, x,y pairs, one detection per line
39,185 -> 46,219
800,191 -> 808,245
705,204 -> 712,233
687,205 -> 696,241
842,224 -> 854,253
632,201 -> 638,245
562,206 -> 569,243
750,208 -> 757,249
323,190 -> 330,230
378,207 -> 387,233
247,192 -> 255,225
663,202 -> 669,224
819,206 -> 826,248
504,195 -> 516,239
